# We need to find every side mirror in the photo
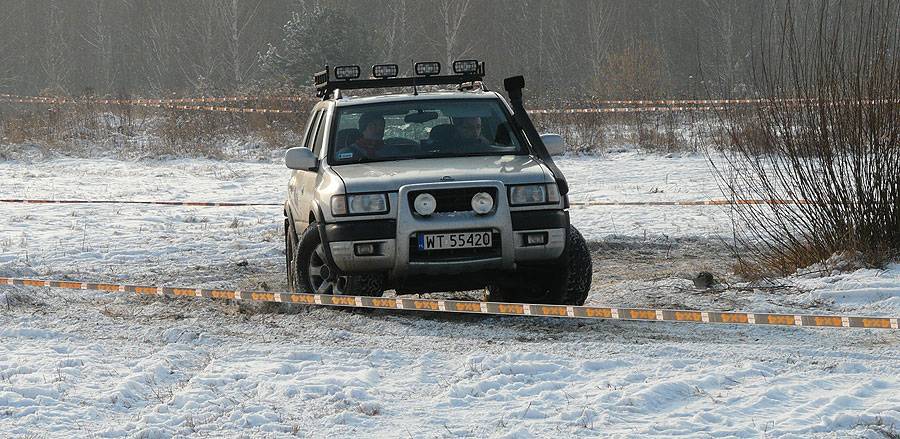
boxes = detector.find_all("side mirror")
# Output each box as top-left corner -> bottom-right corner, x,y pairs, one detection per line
540,134 -> 566,156
285,147 -> 318,170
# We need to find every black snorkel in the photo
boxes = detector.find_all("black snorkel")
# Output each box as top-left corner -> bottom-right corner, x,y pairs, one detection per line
503,76 -> 569,197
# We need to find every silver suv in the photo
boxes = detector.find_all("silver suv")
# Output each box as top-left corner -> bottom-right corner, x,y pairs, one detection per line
283,61 -> 591,305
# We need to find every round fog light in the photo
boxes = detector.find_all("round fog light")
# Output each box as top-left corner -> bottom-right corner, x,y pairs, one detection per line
414,193 -> 437,216
471,192 -> 494,214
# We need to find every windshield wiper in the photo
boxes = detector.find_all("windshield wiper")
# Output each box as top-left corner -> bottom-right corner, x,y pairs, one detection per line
423,151 -> 512,158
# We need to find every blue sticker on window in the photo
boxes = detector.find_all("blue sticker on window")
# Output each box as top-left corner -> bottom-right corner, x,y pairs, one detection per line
339,152 -> 354,159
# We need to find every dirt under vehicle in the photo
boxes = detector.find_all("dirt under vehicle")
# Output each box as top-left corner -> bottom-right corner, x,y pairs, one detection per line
283,60 -> 591,305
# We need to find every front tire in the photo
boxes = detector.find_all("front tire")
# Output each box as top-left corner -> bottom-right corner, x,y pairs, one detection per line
284,218 -> 297,292
486,224 -> 592,305
294,223 -> 384,297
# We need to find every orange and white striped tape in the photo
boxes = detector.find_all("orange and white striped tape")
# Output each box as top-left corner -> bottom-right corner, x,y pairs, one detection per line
0,95 -> 297,114
130,102 -> 296,114
569,199 -> 811,207
0,93 -> 308,105
0,94 -> 824,106
558,97 -> 897,106
572,98 -> 777,105
0,198 -> 281,207
529,99 -> 898,114
1,198 -> 812,208
529,105 -> 729,114
4,93 -> 894,115
2,276 -> 896,330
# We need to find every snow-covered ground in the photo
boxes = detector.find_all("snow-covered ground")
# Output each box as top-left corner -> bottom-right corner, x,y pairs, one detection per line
0,153 -> 730,276
2,152 -> 899,438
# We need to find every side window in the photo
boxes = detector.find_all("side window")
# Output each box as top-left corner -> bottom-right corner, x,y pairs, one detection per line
312,111 -> 329,156
303,110 -> 322,150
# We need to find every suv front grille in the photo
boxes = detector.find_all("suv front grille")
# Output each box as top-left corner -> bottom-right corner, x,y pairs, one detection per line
408,187 -> 498,214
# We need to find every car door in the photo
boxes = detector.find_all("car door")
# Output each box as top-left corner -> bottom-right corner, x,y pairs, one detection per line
298,106 -> 332,227
289,108 -> 323,230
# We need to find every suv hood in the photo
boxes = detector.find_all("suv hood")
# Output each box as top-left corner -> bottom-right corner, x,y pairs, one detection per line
332,155 -> 551,193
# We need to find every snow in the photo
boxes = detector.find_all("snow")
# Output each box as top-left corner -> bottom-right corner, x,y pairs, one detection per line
2,151 -> 899,437
792,264 -> 900,316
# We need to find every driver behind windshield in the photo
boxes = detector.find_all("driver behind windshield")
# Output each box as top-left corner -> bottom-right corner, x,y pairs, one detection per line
452,116 -> 491,147
337,113 -> 412,161
349,113 -> 385,157
331,100 -> 523,164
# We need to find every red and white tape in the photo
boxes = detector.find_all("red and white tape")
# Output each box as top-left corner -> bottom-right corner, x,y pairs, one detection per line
0,93 -> 309,105
0,94 -> 297,114
5,93 -> 894,115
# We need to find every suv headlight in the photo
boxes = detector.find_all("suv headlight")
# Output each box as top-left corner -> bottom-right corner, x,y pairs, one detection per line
331,193 -> 389,216
509,184 -> 560,206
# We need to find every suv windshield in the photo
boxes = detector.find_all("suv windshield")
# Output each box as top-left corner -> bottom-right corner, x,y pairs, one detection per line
329,99 -> 525,165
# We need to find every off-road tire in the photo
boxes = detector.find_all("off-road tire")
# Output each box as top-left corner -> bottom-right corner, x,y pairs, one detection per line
294,223 -> 384,297
284,218 -> 297,292
485,224 -> 592,305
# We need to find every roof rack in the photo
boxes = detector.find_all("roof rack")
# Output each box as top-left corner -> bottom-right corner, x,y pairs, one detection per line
314,61 -> 486,100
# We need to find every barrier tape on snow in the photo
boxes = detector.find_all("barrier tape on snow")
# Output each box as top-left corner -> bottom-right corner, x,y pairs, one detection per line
0,93 -> 308,105
536,97 -> 896,106
0,96 -> 296,114
529,106 -> 729,114
129,102 -> 296,114
0,96 -> 736,114
0,198 -> 281,207
0,95 -> 708,114
4,93 -> 896,114
1,276 -> 897,330
0,198 -> 807,208
569,199 -> 811,207
560,98 -> 796,106
3,94 -> 877,107
6,94 -> 895,115
530,100 -> 899,115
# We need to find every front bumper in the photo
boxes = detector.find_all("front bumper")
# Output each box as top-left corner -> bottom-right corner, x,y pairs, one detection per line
325,181 -> 567,279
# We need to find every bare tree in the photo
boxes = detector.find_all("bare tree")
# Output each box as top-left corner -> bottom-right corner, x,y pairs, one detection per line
436,0 -> 473,68
41,0 -> 70,94
586,1 -> 616,75
178,0 -> 220,92
215,0 -> 263,87
0,4 -> 19,89
80,0 -> 117,94
0,0 -> 860,102
701,0 -> 741,95
378,0 -> 408,62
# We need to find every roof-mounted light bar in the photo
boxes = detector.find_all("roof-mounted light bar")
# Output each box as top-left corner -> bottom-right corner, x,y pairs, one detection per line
452,60 -> 480,74
314,60 -> 485,99
415,62 -> 441,76
372,64 -> 399,79
334,65 -> 361,80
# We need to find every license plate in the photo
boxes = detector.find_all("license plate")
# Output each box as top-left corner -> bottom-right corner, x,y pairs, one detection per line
418,231 -> 492,250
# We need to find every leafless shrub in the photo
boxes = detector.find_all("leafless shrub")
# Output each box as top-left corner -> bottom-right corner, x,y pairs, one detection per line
532,112 -> 609,153
532,106 -> 718,154
634,113 -> 691,153
712,0 -> 900,277
0,97 -> 309,159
